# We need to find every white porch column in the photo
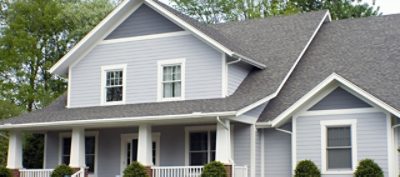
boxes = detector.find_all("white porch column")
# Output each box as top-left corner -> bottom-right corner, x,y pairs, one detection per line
137,124 -> 153,166
69,127 -> 86,168
216,119 -> 232,164
7,130 -> 23,169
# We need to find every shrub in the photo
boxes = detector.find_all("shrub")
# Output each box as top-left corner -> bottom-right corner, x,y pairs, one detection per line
201,161 -> 227,177
294,160 -> 321,177
0,166 -> 12,177
123,162 -> 148,177
354,159 -> 383,177
51,164 -> 73,177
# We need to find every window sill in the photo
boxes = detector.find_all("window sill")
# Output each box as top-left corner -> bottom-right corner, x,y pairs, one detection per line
101,101 -> 125,106
158,97 -> 184,102
322,169 -> 353,175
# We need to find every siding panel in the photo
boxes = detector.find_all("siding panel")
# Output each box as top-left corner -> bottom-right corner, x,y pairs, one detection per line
263,127 -> 292,177
105,4 -> 183,39
70,34 -> 222,107
228,62 -> 251,95
234,124 -> 251,176
309,87 -> 371,110
296,112 -> 388,177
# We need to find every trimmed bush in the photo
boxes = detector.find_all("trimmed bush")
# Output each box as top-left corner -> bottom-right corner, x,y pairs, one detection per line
50,164 -> 74,177
0,166 -> 12,177
123,162 -> 148,177
201,161 -> 227,177
294,160 -> 321,177
354,159 -> 384,177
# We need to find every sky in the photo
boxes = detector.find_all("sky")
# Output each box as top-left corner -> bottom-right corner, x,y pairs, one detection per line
160,0 -> 400,15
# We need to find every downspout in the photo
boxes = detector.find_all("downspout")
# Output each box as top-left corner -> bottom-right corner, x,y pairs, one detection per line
216,116 -> 229,130
275,128 -> 292,135
227,58 -> 241,65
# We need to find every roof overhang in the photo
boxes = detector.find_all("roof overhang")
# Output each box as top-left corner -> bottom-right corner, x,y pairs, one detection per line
49,0 -> 265,76
267,73 -> 400,127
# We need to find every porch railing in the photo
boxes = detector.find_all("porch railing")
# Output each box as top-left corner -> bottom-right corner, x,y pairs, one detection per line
19,169 -> 53,177
71,168 -> 85,177
233,165 -> 248,177
152,166 -> 203,177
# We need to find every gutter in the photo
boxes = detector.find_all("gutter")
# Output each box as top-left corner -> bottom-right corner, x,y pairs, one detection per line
231,53 -> 266,69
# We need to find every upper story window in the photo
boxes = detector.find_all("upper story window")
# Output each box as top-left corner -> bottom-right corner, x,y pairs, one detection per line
321,120 -> 357,174
101,64 -> 127,105
158,59 -> 185,101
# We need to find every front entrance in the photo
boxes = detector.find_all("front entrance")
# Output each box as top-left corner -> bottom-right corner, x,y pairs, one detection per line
120,133 -> 160,174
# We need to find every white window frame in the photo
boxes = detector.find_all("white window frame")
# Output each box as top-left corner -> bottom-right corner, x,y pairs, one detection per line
320,119 -> 357,175
100,64 -> 127,105
59,131 -> 99,176
184,125 -> 216,166
157,59 -> 185,102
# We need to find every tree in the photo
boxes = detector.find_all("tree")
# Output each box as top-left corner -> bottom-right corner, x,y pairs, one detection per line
0,0 -> 117,168
171,0 -> 379,24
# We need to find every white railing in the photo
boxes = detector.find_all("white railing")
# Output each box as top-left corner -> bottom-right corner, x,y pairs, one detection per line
71,168 -> 85,177
152,166 -> 203,177
233,165 -> 248,177
19,169 -> 53,177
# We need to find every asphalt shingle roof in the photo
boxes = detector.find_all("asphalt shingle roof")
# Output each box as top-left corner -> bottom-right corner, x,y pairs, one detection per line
0,6 -> 327,125
259,14 -> 400,122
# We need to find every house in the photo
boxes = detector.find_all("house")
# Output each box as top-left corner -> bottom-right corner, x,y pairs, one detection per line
1,0 -> 400,177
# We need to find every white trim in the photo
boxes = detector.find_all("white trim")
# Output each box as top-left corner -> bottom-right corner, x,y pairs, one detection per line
320,119 -> 357,175
100,64 -> 127,106
43,133 -> 48,169
387,113 -> 395,177
67,67 -> 72,108
221,53 -> 228,97
59,131 -> 99,177
157,59 -> 186,102
393,121 -> 399,176
271,73 -> 400,127
100,31 -> 190,45
120,133 -> 160,174
291,116 -> 297,175
260,129 -> 265,177
184,125 -> 216,166
250,125 -> 256,177
235,11 -> 331,116
298,108 -> 381,117
0,111 -> 235,129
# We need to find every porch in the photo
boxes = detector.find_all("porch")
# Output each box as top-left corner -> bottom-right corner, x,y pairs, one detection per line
6,119 -> 250,177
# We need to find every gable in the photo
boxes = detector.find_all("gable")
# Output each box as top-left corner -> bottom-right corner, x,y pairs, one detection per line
309,87 -> 371,110
105,4 -> 183,39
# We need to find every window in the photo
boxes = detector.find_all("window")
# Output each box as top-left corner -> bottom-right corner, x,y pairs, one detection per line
101,65 -> 126,105
61,134 -> 97,174
158,59 -> 185,101
321,120 -> 356,174
188,130 -> 216,165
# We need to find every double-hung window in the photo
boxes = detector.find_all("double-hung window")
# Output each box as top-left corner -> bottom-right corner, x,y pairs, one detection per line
321,120 -> 356,174
188,130 -> 216,165
101,65 -> 126,105
158,59 -> 185,101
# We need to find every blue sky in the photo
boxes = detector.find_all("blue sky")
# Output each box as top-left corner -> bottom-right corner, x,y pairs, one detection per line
160,0 -> 400,15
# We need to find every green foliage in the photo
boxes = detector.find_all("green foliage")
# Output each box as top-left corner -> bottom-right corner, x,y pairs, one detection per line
201,161 -> 227,177
123,162 -> 149,177
294,160 -> 321,177
50,164 -> 73,177
0,100 -> 22,166
354,159 -> 384,177
172,0 -> 380,24
23,134 -> 44,168
0,166 -> 12,177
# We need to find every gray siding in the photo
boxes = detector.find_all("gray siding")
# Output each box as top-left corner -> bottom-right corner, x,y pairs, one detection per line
309,87 -> 371,110
233,124 -> 251,176
228,62 -> 251,95
105,4 -> 183,39
45,132 -> 59,169
261,125 -> 292,177
296,112 -> 388,177
70,34 -> 223,107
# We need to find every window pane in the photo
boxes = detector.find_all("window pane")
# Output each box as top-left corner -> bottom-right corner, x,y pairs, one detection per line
62,155 -> 70,165
86,155 -> 95,173
163,65 -> 181,82
328,127 -> 351,147
190,132 -> 208,151
163,82 -> 181,98
173,82 -> 181,97
210,131 -> 216,150
85,137 -> 95,154
210,151 -> 216,162
328,149 -> 352,169
131,139 -> 138,162
106,71 -> 123,86
106,86 -> 123,102
190,152 -> 208,166
152,142 -> 156,165
163,83 -> 173,98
